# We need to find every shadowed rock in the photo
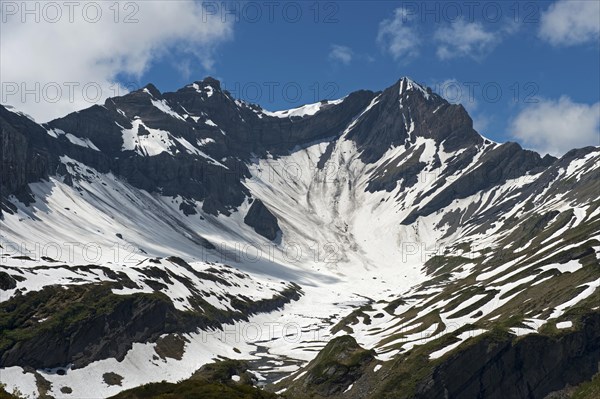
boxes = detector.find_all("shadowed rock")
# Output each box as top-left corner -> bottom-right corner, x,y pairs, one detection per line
244,199 -> 281,241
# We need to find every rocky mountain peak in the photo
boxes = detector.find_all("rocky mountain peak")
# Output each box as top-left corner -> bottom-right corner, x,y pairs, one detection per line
177,77 -> 224,99
397,76 -> 436,100
141,83 -> 162,98
198,76 -> 221,89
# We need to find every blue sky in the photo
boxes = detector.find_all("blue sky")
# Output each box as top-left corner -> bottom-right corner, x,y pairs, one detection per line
2,0 -> 599,155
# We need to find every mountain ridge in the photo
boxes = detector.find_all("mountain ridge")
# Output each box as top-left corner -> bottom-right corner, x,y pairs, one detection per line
0,75 -> 564,220
0,75 -> 598,398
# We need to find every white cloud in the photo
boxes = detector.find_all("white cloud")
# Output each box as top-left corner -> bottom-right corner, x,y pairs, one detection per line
328,45 -> 353,65
0,2 -> 233,122
539,0 -> 600,46
509,97 -> 600,156
434,19 -> 498,61
376,8 -> 420,61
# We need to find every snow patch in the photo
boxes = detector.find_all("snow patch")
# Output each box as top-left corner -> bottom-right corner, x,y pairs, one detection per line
556,321 -> 572,329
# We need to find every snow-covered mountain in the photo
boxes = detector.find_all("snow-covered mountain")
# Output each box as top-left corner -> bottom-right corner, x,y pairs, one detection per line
1,77 -> 598,399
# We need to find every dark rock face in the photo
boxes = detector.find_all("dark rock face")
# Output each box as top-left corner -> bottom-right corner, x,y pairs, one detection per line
0,108 -> 53,207
0,106 -> 113,211
346,77 -> 482,164
0,271 -> 17,290
161,81 -> 375,157
244,199 -> 281,241
415,313 -> 600,399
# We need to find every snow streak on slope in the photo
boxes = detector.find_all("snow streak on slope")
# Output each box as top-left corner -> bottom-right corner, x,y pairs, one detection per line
262,98 -> 345,118
120,119 -> 175,156
46,128 -> 100,151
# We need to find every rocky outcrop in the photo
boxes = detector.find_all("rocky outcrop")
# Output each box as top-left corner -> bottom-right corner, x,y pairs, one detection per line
281,335 -> 375,398
0,271 -> 18,290
414,313 -> 600,399
244,199 -> 281,241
